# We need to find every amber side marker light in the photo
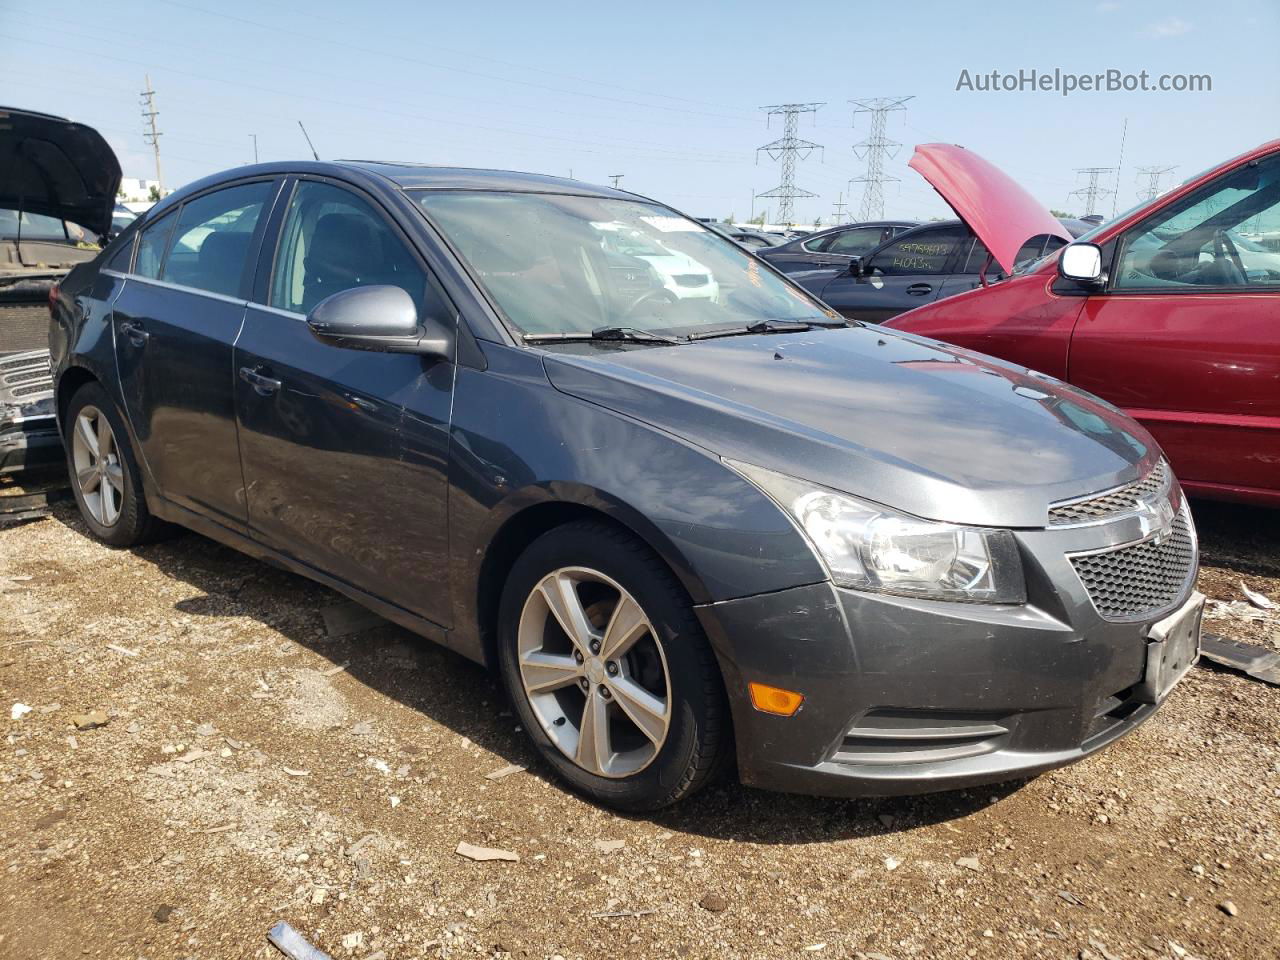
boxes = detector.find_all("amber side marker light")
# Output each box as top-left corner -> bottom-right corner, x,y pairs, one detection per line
748,682 -> 804,717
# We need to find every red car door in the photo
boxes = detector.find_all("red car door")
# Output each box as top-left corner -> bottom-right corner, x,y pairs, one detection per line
1068,151 -> 1280,503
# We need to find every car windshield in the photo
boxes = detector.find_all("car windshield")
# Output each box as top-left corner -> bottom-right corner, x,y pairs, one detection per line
414,191 -> 836,338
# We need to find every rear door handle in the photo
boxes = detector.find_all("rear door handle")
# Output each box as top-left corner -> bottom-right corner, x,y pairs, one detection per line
906,283 -> 933,296
118,319 -> 149,346
239,365 -> 282,396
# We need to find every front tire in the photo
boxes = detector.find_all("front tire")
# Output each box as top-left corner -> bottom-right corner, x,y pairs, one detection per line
497,520 -> 731,811
64,381 -> 166,547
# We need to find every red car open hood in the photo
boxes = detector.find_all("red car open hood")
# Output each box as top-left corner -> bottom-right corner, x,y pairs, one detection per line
909,143 -> 1070,274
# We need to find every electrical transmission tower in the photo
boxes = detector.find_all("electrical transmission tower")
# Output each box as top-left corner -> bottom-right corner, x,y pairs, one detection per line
1135,165 -> 1177,202
849,96 -> 912,221
1069,167 -> 1115,217
755,103 -> 824,225
831,192 -> 847,225
140,74 -> 163,193
609,174 -> 624,189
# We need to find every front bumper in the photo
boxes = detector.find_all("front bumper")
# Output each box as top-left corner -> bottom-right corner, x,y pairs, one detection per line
696,529 -> 1198,798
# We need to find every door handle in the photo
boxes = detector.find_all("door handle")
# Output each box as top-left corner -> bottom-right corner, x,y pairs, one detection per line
119,320 -> 149,346
239,365 -> 282,396
906,283 -> 933,296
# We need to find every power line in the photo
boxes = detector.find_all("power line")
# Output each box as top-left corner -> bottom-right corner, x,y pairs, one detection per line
139,73 -> 163,192
1135,164 -> 1178,201
1068,167 -> 1116,217
849,96 -> 912,221
755,103 -> 824,225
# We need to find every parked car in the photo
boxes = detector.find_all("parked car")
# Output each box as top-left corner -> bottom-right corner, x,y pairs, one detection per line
886,140 -> 1280,509
52,161 -> 1201,809
1,106 -> 119,478
759,219 -> 919,274
786,216 -> 1094,325
705,222 -> 785,250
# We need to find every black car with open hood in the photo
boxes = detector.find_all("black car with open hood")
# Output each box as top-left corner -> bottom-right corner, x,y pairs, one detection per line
1,107 -> 122,491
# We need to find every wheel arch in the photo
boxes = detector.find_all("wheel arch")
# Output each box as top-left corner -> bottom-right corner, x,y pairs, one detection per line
472,488 -> 713,671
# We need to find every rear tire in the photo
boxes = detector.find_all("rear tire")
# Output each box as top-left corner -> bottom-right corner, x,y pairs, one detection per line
497,520 -> 731,811
64,381 -> 167,547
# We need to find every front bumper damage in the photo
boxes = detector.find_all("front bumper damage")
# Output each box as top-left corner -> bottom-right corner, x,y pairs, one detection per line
1,350 -> 60,474
695,512 -> 1200,798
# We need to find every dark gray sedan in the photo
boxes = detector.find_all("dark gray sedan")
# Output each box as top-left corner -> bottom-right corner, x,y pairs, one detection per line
49,162 -> 1202,810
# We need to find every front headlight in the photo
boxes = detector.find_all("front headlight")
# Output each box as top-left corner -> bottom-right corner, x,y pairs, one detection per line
727,460 -> 1026,604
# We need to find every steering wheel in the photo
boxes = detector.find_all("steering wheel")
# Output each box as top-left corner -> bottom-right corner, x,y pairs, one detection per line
1213,230 -> 1248,285
622,288 -> 676,318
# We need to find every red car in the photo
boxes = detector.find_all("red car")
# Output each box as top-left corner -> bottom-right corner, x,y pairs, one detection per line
885,140 -> 1280,509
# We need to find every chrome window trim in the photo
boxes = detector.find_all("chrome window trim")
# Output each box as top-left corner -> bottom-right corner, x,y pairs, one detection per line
115,273 -> 249,307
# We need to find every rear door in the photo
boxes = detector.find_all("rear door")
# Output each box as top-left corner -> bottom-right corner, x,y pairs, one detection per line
1069,151 -> 1280,499
817,223 -> 969,323
234,177 -> 456,625
112,179 -> 280,530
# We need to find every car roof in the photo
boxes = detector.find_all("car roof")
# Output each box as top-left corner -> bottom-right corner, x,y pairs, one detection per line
142,160 -> 643,223
337,161 -> 635,199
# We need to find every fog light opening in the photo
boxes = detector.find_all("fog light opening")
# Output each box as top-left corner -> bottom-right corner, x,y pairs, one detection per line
748,682 -> 804,717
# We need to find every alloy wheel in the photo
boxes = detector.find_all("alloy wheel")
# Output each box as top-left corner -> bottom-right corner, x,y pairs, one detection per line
71,405 -> 124,527
517,567 -> 672,778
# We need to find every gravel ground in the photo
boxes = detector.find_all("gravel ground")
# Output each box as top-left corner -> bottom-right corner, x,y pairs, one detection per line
1,498 -> 1277,960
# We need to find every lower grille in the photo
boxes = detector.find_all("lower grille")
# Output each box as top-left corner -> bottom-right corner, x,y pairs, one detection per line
1069,505 -> 1196,621
832,709 -> 1012,766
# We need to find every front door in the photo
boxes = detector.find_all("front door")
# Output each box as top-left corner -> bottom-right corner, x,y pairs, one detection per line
234,178 -> 456,625
818,223 -> 970,323
112,179 -> 279,530
1069,151 -> 1280,499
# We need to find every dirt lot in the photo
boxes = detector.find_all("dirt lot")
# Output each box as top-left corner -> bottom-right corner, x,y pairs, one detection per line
1,498 -> 1277,960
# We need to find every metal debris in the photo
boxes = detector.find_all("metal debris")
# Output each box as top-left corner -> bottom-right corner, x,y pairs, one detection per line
1200,634 -> 1280,686
1239,581 -> 1274,610
267,920 -> 332,960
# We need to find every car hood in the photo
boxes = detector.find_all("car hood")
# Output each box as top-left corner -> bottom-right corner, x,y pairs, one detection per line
910,143 -> 1070,274
0,107 -> 121,238
542,327 -> 1157,528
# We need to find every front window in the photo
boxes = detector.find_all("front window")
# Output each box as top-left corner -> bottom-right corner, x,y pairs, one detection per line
1114,153 -> 1280,289
414,191 -> 835,337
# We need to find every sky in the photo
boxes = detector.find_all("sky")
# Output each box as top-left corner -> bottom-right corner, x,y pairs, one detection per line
2,0 -> 1277,226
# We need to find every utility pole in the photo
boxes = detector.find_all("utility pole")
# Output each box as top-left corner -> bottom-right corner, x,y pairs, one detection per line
249,134 -> 259,164
831,192 -> 847,225
1135,164 -> 1177,202
849,96 -> 912,221
608,174 -> 624,189
140,74 -> 162,193
755,103 -> 824,225
1069,167 -> 1116,217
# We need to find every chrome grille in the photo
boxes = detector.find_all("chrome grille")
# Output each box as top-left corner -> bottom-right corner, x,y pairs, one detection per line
1049,460 -> 1170,525
0,350 -> 53,405
1069,504 -> 1196,621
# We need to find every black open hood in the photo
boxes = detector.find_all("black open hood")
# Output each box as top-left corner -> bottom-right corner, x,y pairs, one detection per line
0,107 -> 122,238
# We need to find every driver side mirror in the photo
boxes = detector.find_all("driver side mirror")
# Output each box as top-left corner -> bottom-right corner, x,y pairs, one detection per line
1058,242 -> 1105,288
306,285 -> 452,359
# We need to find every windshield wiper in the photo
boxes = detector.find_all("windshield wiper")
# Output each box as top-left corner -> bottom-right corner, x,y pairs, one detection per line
522,326 -> 681,345
686,317 -> 847,341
